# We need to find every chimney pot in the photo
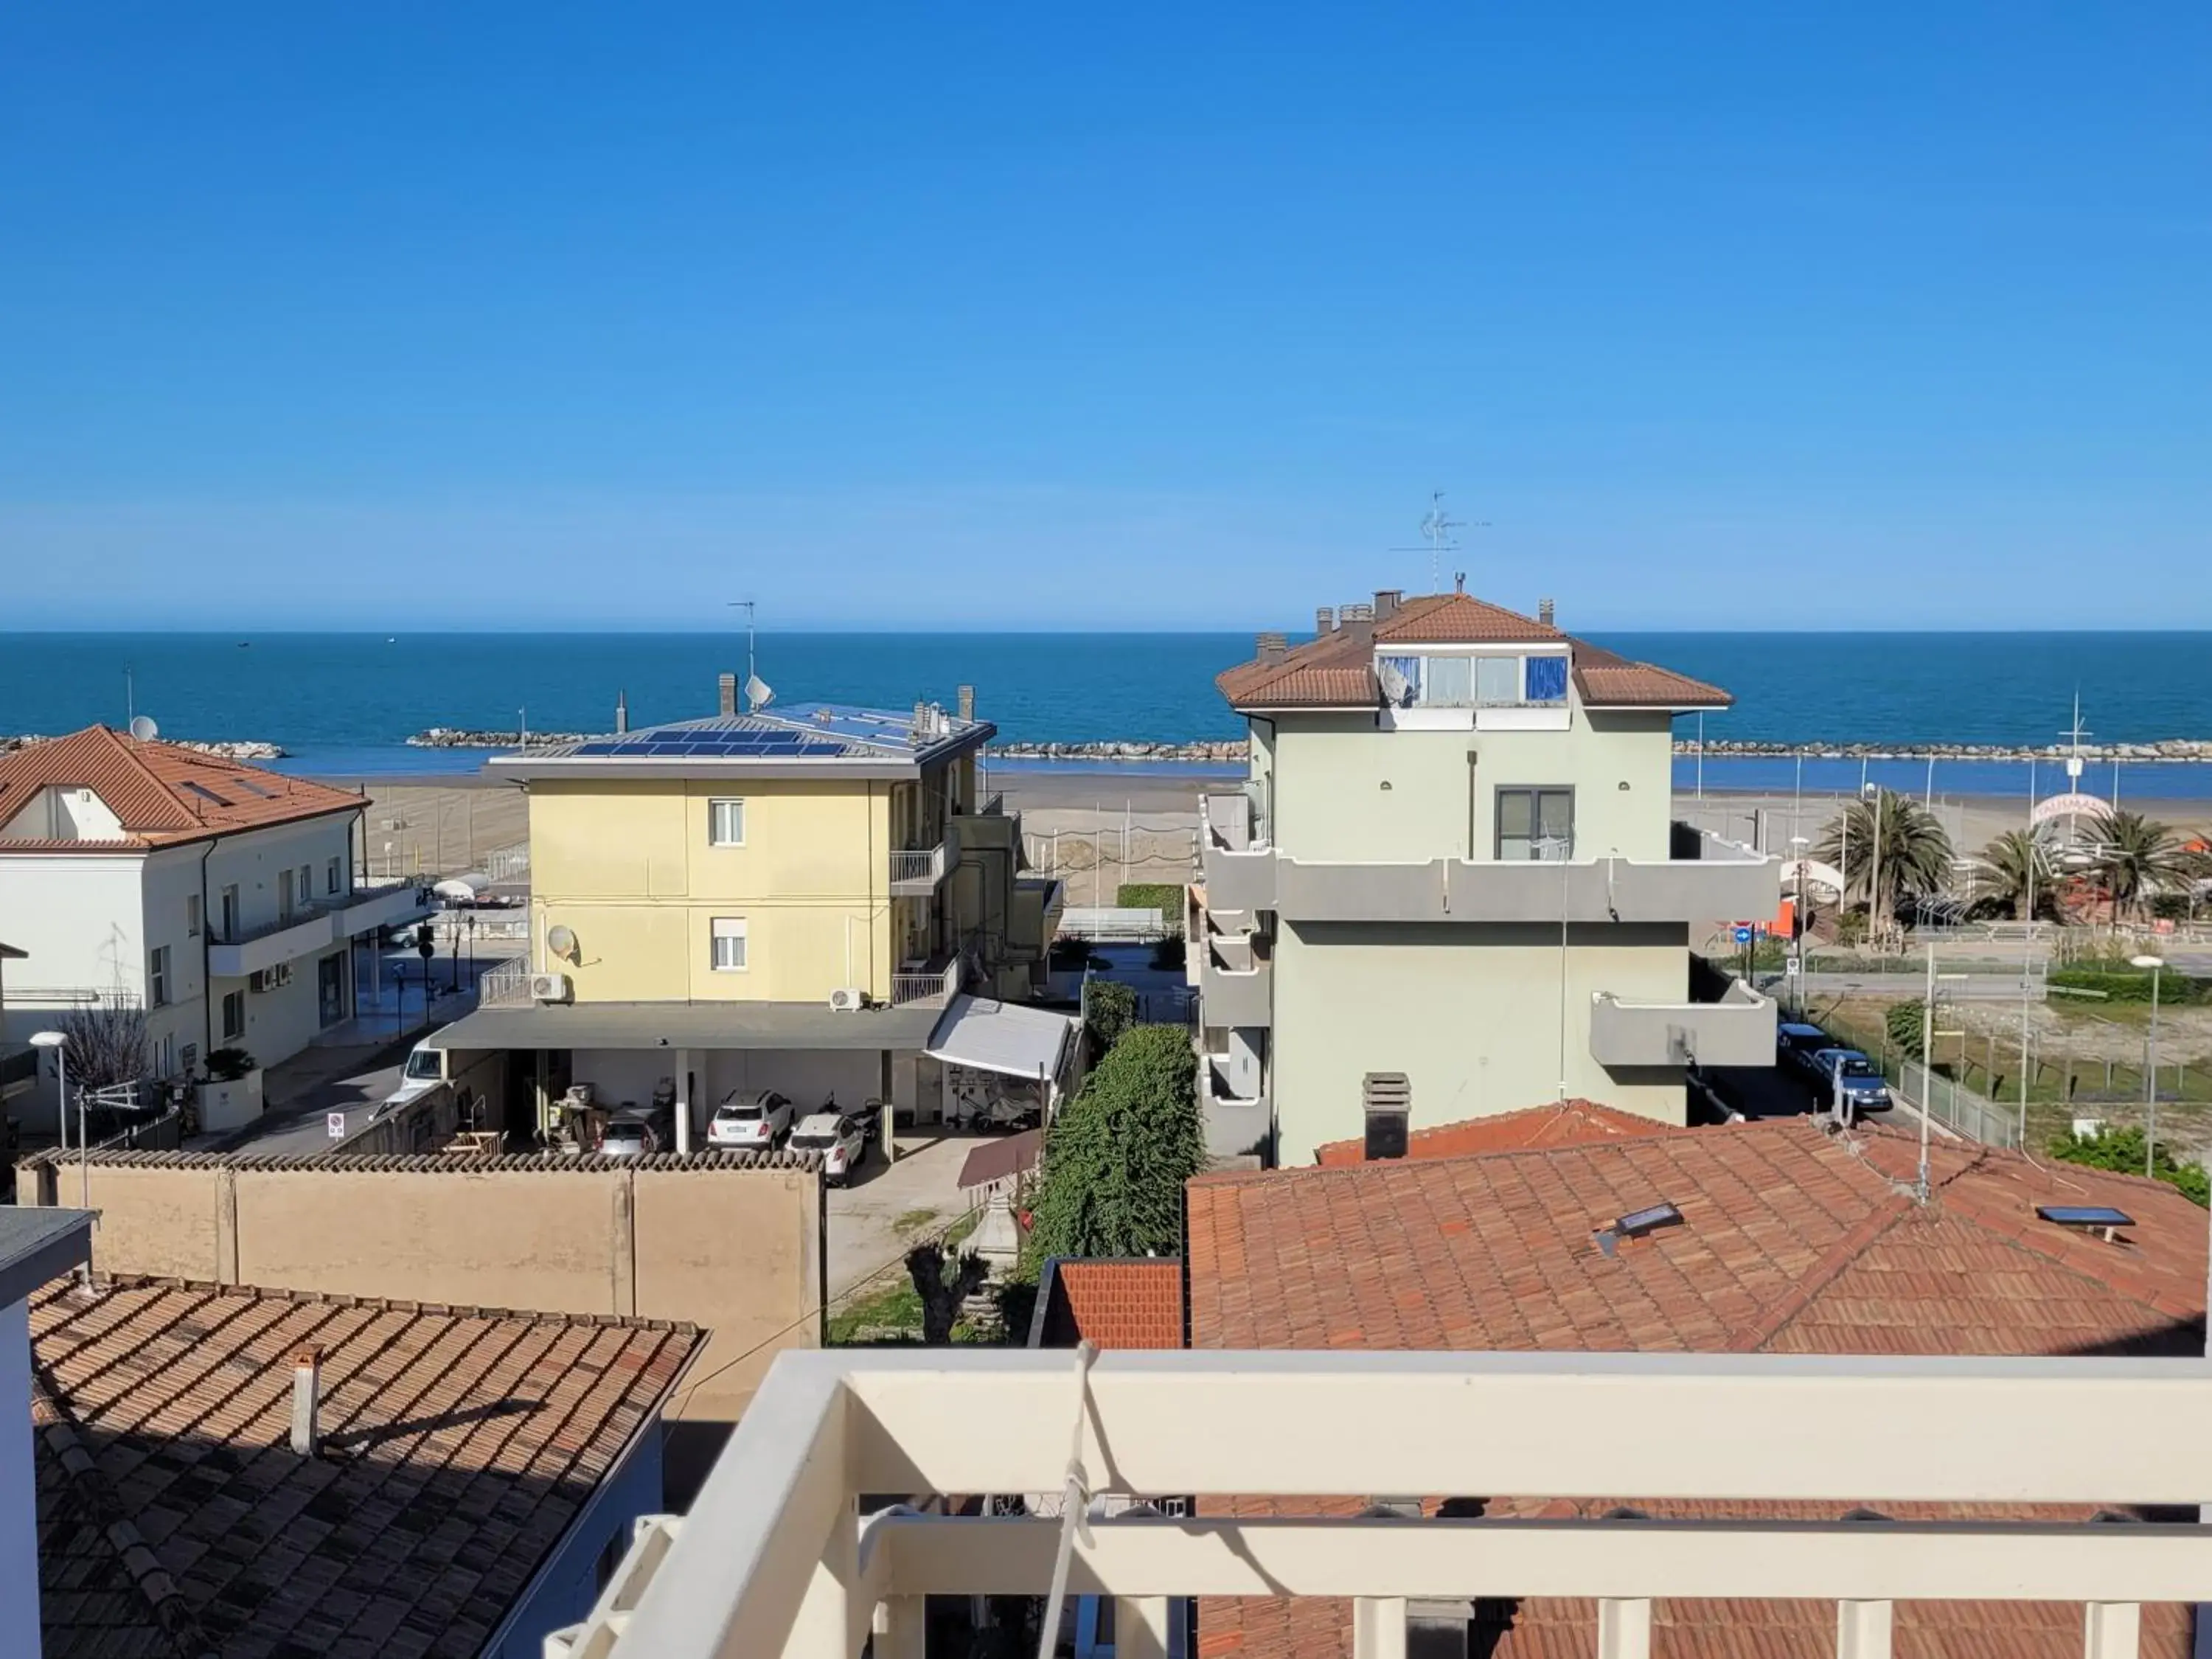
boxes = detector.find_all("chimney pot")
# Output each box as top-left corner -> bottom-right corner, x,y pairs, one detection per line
1374,589 -> 1402,619
956,684 -> 975,722
1538,598 -> 1556,627
290,1347 -> 321,1457
1315,606 -> 1335,636
717,673 -> 737,717
1256,632 -> 1288,664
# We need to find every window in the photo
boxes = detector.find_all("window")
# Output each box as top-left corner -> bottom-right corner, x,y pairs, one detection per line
1496,787 -> 1575,861
709,799 -> 746,846
180,1043 -> 198,1078
1382,653 -> 1571,709
220,990 -> 246,1040
1524,653 -> 1569,703
186,894 -> 201,938
326,856 -> 342,895
1475,655 -> 1520,706
219,884 -> 240,938
297,865 -> 313,905
710,917 -> 748,972
149,946 -> 171,1007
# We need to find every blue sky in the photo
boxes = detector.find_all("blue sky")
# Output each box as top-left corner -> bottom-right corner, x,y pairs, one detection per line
3,3 -> 2208,631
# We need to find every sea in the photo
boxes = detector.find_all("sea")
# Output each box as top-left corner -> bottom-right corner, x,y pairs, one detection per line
1,630 -> 2209,800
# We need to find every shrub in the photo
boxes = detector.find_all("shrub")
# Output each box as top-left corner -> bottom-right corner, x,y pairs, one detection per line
1029,1024 -> 1203,1261
2046,967 -> 2208,1006
1116,883 -> 1186,927
1150,936 -> 1186,972
204,1047 -> 257,1082
2046,1124 -> 2209,1208
1883,1002 -> 1924,1062
1082,980 -> 1138,1057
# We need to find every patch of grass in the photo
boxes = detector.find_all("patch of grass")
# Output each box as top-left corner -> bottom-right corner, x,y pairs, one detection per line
827,1208 -> 987,1346
891,1207 -> 941,1234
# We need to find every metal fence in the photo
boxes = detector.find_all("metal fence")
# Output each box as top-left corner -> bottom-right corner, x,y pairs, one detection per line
1896,1059 -> 2021,1150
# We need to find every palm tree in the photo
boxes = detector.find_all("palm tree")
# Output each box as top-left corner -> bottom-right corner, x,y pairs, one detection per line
2088,809 -> 2195,925
1975,827 -> 2052,923
1813,789 -> 1953,944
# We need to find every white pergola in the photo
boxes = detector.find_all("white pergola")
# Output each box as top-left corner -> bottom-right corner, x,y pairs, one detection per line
551,1348 -> 2212,1659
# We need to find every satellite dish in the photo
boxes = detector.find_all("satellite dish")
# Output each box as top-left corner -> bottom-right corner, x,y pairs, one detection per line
128,715 -> 159,742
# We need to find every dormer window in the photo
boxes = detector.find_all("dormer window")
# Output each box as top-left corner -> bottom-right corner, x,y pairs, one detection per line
1378,650 -> 1570,709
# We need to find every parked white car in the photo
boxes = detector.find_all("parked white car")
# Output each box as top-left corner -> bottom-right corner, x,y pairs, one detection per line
372,1039 -> 446,1120
787,1112 -> 866,1185
707,1088 -> 795,1150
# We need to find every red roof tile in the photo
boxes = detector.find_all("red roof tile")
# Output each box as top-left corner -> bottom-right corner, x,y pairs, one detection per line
1051,1260 -> 1183,1349
1312,1100 -> 1677,1167
0,727 -> 363,851
32,1275 -> 698,1659
1214,595 -> 1730,712
1186,1119 -> 2206,1658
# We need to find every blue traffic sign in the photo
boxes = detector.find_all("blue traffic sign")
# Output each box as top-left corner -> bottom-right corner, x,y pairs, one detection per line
1732,926 -> 1754,945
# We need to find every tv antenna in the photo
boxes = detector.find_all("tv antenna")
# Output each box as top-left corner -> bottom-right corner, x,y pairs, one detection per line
2060,692 -> 2092,785
1391,490 -> 1490,594
728,600 -> 773,712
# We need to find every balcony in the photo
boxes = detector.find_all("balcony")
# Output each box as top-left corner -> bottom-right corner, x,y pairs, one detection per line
1202,1052 -> 1270,1158
1200,793 -> 1276,915
1589,977 -> 1778,1068
551,1347 -> 2212,1659
207,880 -> 431,978
1267,827 -> 1776,927
888,843 -> 950,897
889,958 -> 962,1007
1197,933 -> 1271,1028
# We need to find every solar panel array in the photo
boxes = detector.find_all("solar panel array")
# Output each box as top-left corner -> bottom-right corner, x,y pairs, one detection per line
2035,1204 -> 2135,1228
571,729 -> 851,759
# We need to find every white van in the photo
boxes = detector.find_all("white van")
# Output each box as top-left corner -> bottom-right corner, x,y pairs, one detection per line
374,1041 -> 447,1119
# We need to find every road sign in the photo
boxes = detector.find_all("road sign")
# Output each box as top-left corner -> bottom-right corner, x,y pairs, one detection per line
1784,956 -> 1801,976
1732,926 -> 1754,945
326,1112 -> 347,1140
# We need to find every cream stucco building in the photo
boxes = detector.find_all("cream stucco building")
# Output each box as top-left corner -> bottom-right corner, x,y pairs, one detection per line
1191,588 -> 1780,1163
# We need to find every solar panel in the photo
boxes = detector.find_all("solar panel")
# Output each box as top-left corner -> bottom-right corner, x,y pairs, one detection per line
232,777 -> 277,799
1614,1202 -> 1683,1237
181,782 -> 232,809
2036,1205 -> 2135,1228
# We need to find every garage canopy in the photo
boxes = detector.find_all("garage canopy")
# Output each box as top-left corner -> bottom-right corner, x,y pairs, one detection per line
925,995 -> 1077,1084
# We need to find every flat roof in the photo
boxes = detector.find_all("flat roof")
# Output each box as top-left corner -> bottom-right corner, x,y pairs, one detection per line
485,702 -> 995,782
0,1208 -> 94,1307
429,998 -> 945,1053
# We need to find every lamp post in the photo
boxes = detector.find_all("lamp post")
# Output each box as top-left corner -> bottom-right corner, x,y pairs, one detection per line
1789,836 -> 1810,1018
29,1029 -> 66,1160
2132,953 -> 2166,1176
29,1031 -> 91,1277
1861,782 -> 1884,954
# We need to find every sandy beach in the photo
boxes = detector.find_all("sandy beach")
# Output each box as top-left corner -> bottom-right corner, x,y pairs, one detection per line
347,767 -> 2211,893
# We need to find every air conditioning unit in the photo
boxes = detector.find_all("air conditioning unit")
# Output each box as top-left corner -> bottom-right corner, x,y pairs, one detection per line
248,964 -> 293,993
827,987 -> 869,1013
530,972 -> 573,1004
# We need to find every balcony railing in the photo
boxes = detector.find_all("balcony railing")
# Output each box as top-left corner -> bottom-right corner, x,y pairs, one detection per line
476,959 -> 535,1009
1588,977 -> 1778,1067
208,880 -> 431,978
1198,936 -> 1271,1028
551,1348 -> 2212,1659
889,961 -> 961,1006
888,844 -> 949,897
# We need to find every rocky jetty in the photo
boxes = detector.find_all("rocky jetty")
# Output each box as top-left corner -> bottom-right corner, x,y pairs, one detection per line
409,728 -> 586,748
986,739 -> 1248,765
0,734 -> 285,760
1684,737 -> 2212,762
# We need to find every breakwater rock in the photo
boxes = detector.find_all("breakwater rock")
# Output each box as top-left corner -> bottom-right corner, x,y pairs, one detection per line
409,728 -> 585,748
1687,738 -> 2212,762
1,734 -> 285,760
987,740 -> 1248,764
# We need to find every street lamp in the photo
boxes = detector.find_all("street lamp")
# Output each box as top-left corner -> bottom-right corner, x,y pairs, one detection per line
29,1030 -> 66,1158
29,1031 -> 91,1267
1789,835 -> 1810,1018
2131,953 -> 2166,1177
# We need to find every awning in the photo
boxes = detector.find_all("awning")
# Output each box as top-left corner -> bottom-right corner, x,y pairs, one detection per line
426,1000 -> 943,1053
925,995 -> 1077,1084
956,1128 -> 1043,1192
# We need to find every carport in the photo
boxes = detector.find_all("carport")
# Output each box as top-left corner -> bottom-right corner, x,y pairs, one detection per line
922,995 -> 1080,1130
425,999 -> 943,1154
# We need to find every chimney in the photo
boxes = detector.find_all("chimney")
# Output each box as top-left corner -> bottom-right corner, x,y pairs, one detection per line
717,673 -> 738,717
1335,602 -> 1374,645
1256,632 -> 1288,664
1361,1072 -> 1411,1161
615,690 -> 629,735
1315,606 -> 1335,637
957,684 -> 975,722
1454,571 -> 1467,594
1374,589 -> 1402,619
1538,598 -> 1556,627
290,1347 -> 321,1456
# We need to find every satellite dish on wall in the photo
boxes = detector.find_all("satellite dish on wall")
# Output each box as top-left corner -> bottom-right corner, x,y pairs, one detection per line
128,715 -> 159,742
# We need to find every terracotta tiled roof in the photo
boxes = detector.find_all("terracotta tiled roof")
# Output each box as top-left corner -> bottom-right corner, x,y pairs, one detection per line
1214,595 -> 1730,712
1568,638 -> 1731,709
0,727 -> 363,851
32,1275 -> 698,1659
1186,1119 -> 2205,1658
1048,1260 -> 1183,1349
1311,1099 -> 1676,1166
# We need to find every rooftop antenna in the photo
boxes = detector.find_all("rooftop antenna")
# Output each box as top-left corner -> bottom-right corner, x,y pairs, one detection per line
728,599 -> 773,712
2059,691 -> 2093,841
1390,490 -> 1489,594
125,664 -> 135,726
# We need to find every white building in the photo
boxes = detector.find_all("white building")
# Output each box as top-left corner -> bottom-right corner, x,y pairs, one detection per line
0,726 -> 427,1128
0,1206 -> 92,1649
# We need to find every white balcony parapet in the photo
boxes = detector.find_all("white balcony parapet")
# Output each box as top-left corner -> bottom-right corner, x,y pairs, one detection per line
1589,978 -> 1778,1068
888,844 -> 948,897
207,880 -> 431,979
554,1348 -> 2212,1659
888,962 -> 960,1006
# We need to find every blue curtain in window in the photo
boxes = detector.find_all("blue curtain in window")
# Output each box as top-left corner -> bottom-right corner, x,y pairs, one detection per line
1524,654 -> 1569,703
1377,655 -> 1422,706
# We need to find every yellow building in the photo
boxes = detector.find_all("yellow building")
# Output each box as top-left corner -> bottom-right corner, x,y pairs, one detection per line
436,692 -> 1070,1150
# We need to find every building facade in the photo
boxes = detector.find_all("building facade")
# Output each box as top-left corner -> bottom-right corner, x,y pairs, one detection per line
0,727 -> 426,1129
456,686 -> 1067,1144
1191,588 -> 1780,1162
